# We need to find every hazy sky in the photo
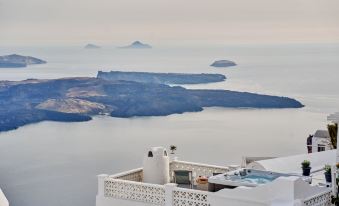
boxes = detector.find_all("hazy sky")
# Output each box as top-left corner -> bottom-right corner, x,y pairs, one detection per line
1,0 -> 339,45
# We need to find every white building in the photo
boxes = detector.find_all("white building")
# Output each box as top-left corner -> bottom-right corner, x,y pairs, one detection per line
307,130 -> 332,153
0,188 -> 9,206
96,146 -> 333,206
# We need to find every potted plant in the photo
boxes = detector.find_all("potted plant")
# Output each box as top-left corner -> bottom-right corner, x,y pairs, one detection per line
301,160 -> 311,176
170,145 -> 177,155
324,165 -> 332,183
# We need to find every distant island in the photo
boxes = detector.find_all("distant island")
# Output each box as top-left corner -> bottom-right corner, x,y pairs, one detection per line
119,41 -> 152,49
0,76 -> 303,132
0,54 -> 47,68
84,44 -> 101,49
211,60 -> 237,67
97,71 -> 226,84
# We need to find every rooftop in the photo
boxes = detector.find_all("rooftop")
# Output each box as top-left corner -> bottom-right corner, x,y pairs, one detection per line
96,147 -> 334,206
247,149 -> 336,175
314,130 -> 330,138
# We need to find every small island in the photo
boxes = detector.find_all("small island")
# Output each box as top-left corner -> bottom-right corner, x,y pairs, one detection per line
119,41 -> 152,49
211,60 -> 236,68
0,54 -> 47,68
97,71 -> 226,84
84,44 -> 101,49
0,76 -> 303,132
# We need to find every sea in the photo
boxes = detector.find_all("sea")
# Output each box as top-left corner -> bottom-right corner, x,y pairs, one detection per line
0,43 -> 338,206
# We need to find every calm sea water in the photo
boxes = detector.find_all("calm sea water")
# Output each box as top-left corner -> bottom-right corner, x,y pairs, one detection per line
0,43 -> 338,206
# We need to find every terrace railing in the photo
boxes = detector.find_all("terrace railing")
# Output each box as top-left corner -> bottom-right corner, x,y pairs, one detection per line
98,162 -> 217,206
172,186 -> 210,206
303,190 -> 332,206
97,165 -> 333,206
109,168 -> 143,182
103,177 -> 166,205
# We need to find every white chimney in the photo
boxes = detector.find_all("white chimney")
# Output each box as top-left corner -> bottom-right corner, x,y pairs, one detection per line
143,147 -> 170,185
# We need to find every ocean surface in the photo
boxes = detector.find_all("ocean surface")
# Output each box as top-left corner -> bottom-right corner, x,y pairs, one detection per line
0,43 -> 338,206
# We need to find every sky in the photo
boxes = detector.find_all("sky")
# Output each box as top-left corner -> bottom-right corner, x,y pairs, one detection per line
0,0 -> 339,46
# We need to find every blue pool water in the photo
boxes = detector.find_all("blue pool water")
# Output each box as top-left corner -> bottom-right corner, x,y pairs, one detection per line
241,175 -> 277,184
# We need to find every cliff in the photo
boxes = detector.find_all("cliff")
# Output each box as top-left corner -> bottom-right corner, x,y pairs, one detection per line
97,71 -> 226,84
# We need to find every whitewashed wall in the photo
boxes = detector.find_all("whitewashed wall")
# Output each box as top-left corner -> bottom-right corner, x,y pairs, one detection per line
312,137 -> 331,153
96,174 -> 332,206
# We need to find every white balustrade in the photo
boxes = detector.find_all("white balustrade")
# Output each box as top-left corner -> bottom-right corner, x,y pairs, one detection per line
110,168 -> 143,182
99,161 -> 334,206
303,190 -> 332,206
104,178 -> 166,205
172,187 -> 210,206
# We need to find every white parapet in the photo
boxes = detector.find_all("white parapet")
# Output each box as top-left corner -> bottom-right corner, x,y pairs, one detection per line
96,171 -> 333,206
95,160 -> 231,206
96,177 -> 166,206
109,168 -> 143,181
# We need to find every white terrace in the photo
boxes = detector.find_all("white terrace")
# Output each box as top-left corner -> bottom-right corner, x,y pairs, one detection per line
96,147 -> 334,206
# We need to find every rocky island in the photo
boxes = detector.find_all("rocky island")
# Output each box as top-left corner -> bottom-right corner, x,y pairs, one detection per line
0,77 -> 303,132
0,54 -> 47,68
84,44 -> 101,49
211,60 -> 237,67
119,41 -> 152,49
97,71 -> 226,84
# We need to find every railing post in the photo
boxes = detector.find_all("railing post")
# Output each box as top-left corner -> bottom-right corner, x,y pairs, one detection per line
293,199 -> 303,206
165,183 -> 177,206
97,174 -> 109,196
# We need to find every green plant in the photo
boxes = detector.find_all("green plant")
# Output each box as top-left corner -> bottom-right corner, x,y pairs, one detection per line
301,160 -> 311,168
170,145 -> 177,154
324,165 -> 332,174
328,123 -> 338,149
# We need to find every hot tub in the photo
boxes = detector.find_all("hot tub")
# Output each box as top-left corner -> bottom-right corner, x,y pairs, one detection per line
208,169 -> 310,192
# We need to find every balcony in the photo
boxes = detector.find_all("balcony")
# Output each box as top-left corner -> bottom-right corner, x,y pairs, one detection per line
96,160 -> 333,206
97,160 -> 232,206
